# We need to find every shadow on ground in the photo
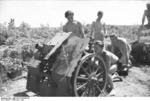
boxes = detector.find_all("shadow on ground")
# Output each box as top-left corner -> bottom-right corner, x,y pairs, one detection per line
13,91 -> 29,97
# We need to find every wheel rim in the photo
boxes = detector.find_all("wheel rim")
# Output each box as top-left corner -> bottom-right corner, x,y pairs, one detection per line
73,54 -> 107,97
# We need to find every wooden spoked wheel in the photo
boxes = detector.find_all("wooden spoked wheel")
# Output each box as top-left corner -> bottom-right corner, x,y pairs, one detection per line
73,54 -> 107,97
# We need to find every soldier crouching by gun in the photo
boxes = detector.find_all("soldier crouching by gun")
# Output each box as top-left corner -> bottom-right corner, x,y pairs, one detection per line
109,34 -> 131,76
94,40 -> 119,94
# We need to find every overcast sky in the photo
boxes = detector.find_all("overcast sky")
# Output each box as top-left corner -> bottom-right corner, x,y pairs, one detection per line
0,0 -> 149,27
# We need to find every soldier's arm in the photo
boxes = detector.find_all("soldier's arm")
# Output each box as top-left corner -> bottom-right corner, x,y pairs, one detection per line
142,10 -> 146,26
102,22 -> 107,35
109,52 -> 119,65
78,22 -> 85,38
110,44 -> 115,53
89,22 -> 95,39
63,25 -> 67,32
125,44 -> 130,64
120,41 -> 129,64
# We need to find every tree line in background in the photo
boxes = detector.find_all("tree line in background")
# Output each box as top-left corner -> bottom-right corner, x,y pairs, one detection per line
0,19 -> 140,46
0,19 -> 63,46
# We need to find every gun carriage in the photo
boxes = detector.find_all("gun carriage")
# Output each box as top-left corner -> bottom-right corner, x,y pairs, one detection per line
26,32 -> 108,96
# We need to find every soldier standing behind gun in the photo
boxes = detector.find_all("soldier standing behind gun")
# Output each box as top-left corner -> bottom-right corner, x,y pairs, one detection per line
63,10 -> 84,38
137,3 -> 150,40
141,3 -> 150,29
137,3 -> 150,41
90,11 -> 106,42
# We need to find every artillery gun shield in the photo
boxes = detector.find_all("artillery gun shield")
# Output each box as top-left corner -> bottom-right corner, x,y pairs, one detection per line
26,32 -> 72,96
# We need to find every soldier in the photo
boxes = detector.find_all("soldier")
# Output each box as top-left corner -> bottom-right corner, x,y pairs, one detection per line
91,11 -> 106,42
137,3 -> 150,40
109,34 -> 131,67
141,3 -> 150,29
94,40 -> 119,93
63,10 -> 84,38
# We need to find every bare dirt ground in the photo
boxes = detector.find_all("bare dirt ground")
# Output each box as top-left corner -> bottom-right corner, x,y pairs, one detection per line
0,66 -> 150,97
109,66 -> 150,97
